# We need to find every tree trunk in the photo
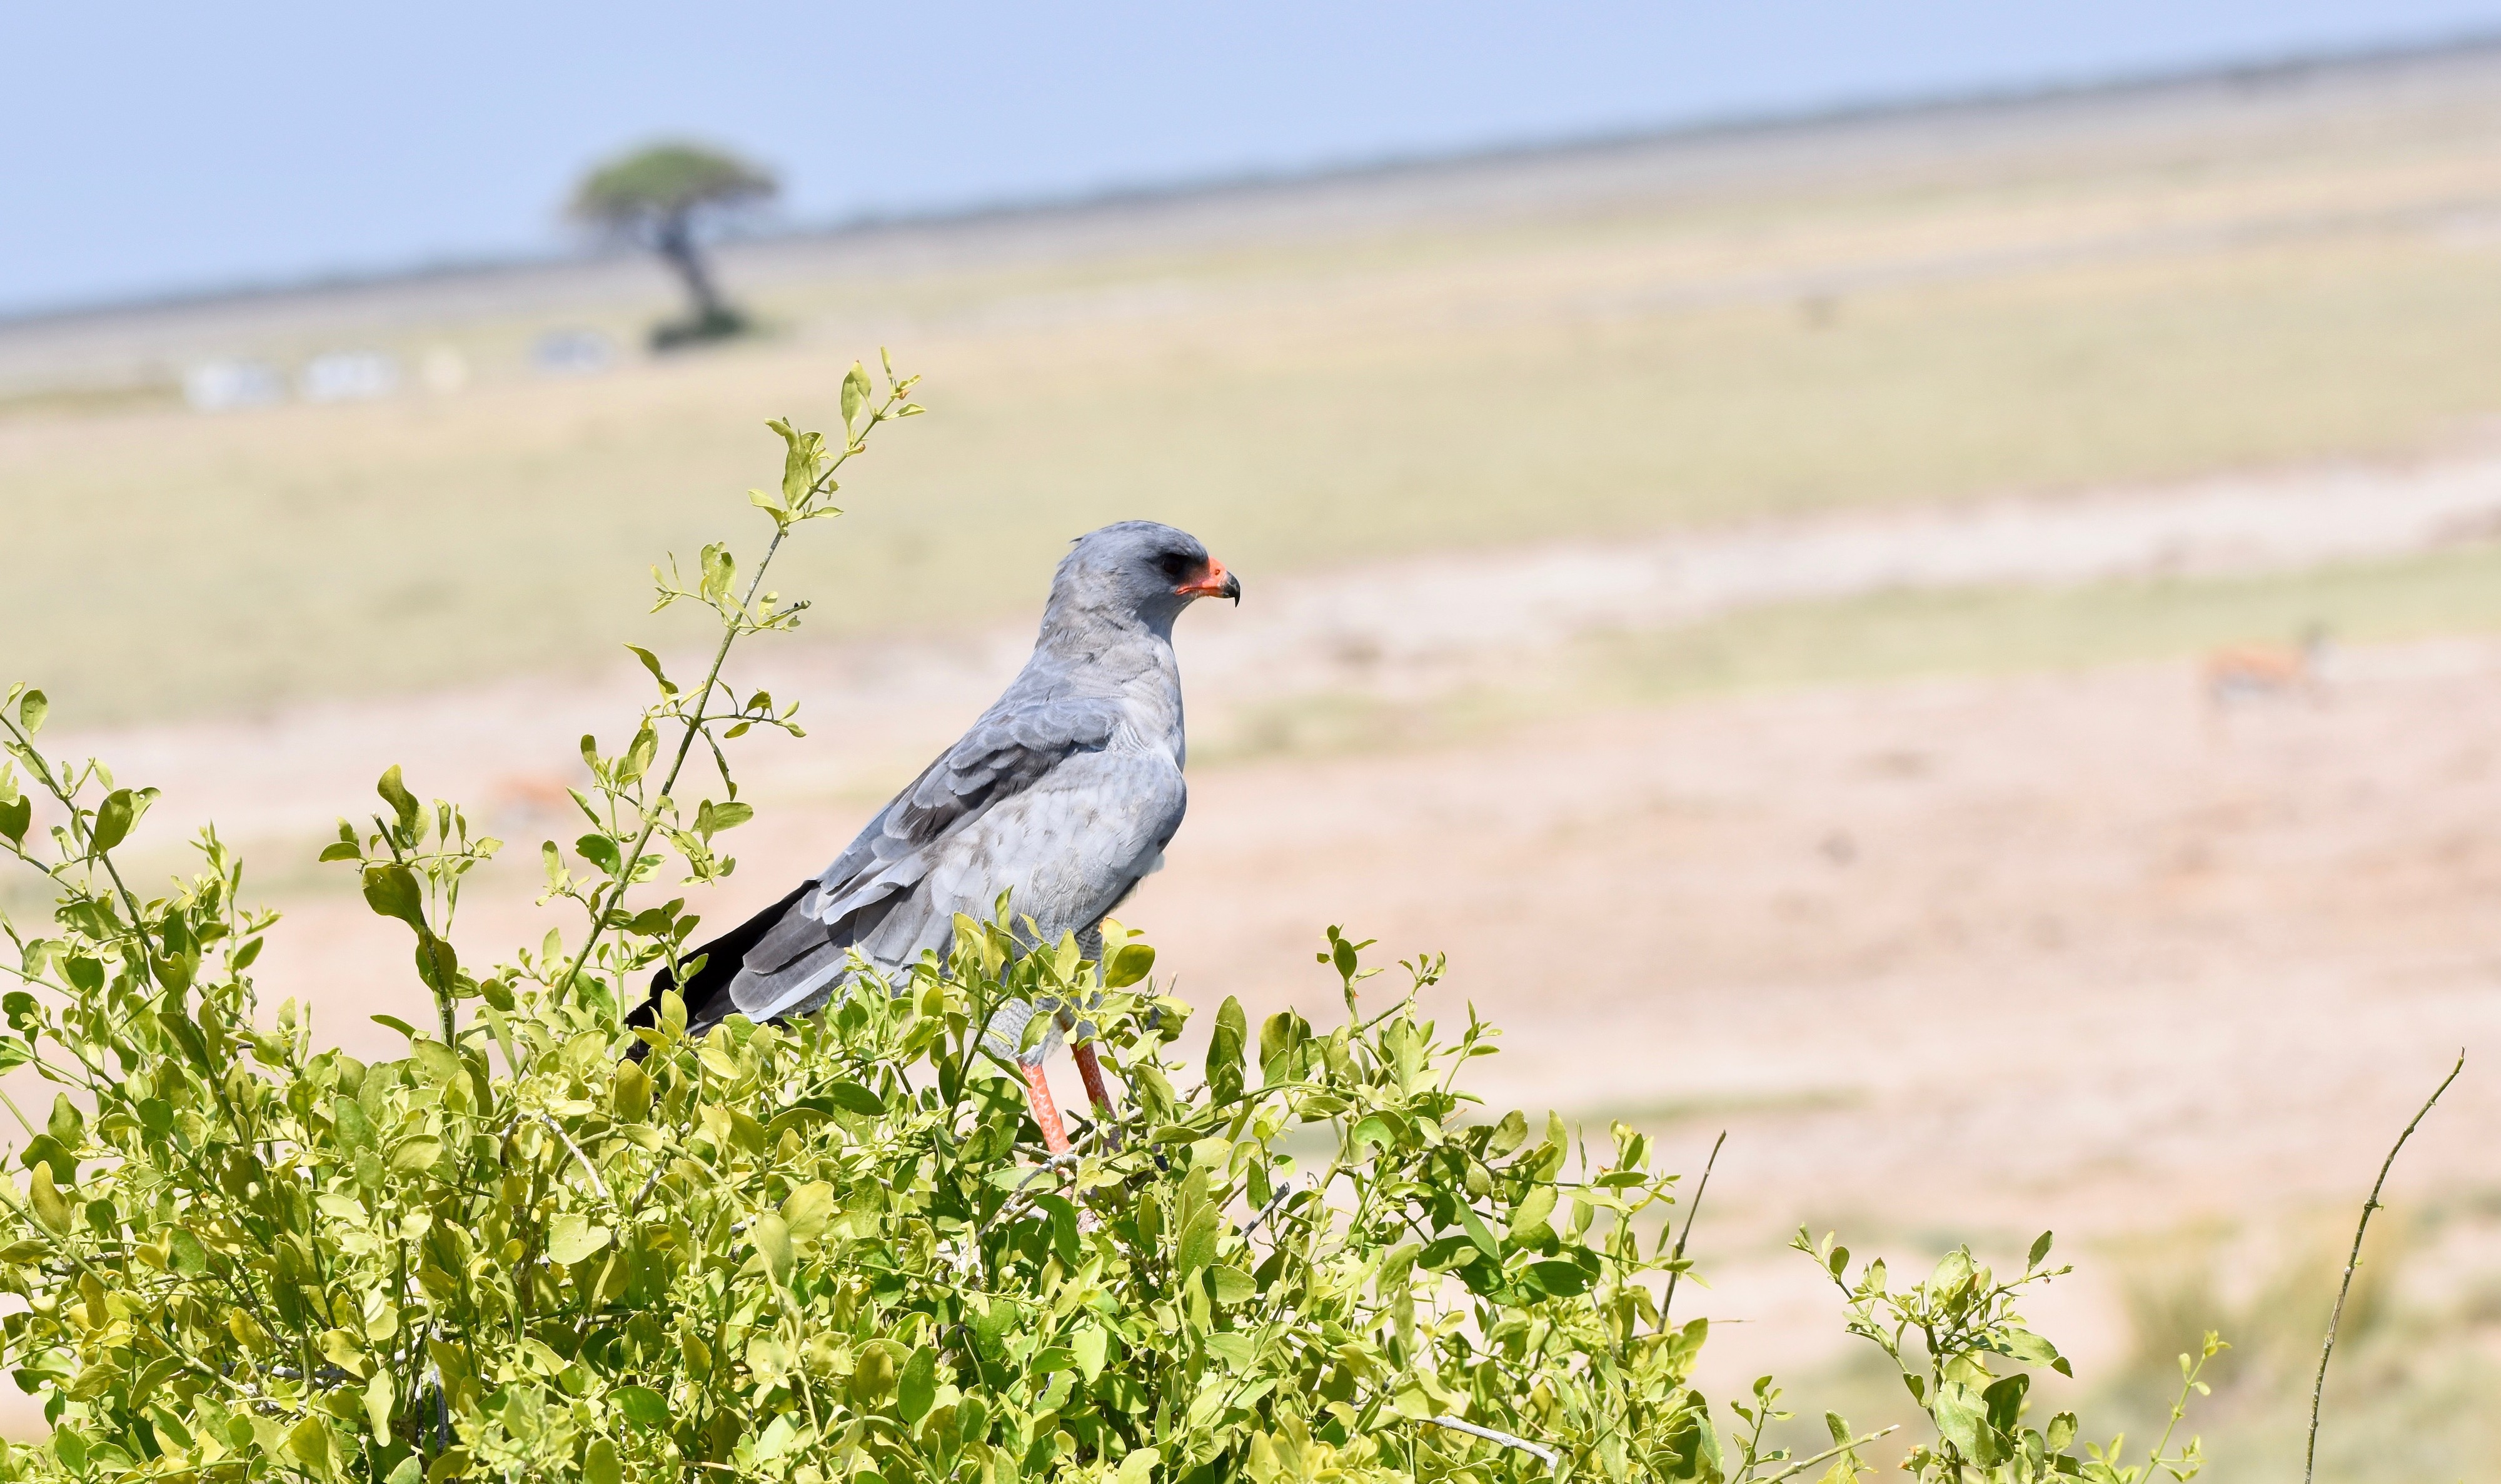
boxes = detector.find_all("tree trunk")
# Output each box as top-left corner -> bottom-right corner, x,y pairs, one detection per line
653,210 -> 728,324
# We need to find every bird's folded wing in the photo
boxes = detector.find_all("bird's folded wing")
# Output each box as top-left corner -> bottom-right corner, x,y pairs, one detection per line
724,694 -> 1121,1019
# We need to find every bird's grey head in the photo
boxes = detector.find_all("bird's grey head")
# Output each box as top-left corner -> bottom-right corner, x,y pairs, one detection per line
1043,521 -> 1242,640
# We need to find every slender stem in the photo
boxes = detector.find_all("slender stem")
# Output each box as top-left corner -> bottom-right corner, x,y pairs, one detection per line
1425,1415 -> 1558,1470
2305,1050 -> 2463,1484
533,1112 -> 611,1201
0,717 -> 149,936
1748,1430 -> 1898,1484
1660,1129 -> 1725,1326
2143,1344 -> 2209,1477
561,526 -> 786,993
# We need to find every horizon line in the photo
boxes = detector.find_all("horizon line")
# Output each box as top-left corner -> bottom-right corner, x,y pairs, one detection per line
6,23 -> 2499,331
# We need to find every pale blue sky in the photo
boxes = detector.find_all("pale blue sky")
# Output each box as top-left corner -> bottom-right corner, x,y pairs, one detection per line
6,2 -> 2501,317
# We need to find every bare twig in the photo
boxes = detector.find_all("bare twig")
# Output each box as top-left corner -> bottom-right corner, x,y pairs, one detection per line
532,1112 -> 611,1201
1427,1415 -> 1559,1470
1241,1181 -> 1300,1243
1755,1425 -> 1900,1484
1661,1128 -> 1725,1325
630,1163 -> 671,1216
2305,1049 -> 2463,1484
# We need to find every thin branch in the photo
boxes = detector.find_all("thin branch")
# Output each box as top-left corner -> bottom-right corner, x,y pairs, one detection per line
559,524 -> 785,993
1661,1128 -> 1725,1325
2306,1049 -> 2463,1484
1754,1426 -> 1900,1484
1427,1416 -> 1559,1470
1240,1181 -> 1300,1243
532,1113 -> 611,1201
630,1163 -> 671,1216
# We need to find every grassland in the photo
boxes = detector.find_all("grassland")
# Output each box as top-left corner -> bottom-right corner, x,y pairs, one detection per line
12,51 -> 2501,723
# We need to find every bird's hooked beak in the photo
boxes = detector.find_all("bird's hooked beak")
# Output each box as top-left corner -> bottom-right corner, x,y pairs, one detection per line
1176,558 -> 1242,605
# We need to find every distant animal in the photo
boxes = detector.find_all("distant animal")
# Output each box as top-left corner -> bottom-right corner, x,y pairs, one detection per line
488,774 -> 581,829
2202,624 -> 2329,708
628,521 -> 1240,1154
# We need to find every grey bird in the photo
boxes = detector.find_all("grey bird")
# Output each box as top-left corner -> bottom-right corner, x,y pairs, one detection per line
630,520 -> 1240,1151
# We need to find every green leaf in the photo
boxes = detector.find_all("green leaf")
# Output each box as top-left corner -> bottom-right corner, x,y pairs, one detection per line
413,931 -> 458,993
575,835 -> 623,877
27,1165 -> 70,1233
752,1415 -> 799,1464
376,765 -> 421,832
361,865 -> 427,931
0,796 -> 27,846
1177,1203 -> 1220,1276
1507,1185 -> 1557,1244
584,1438 -> 621,1484
1207,1265 -> 1256,1305
1029,1347 -> 1076,1377
611,1386 -> 669,1428
1348,1115 -> 1396,1156
1107,942 -> 1156,988
1206,996 -> 1246,1103
16,690 -> 46,735
1457,1203 -> 1500,1260
286,1416 -> 331,1472
548,1213 -> 612,1266
842,361 -> 873,434
365,1369 -> 396,1436
625,646 -> 677,696
388,1137 -> 442,1174
823,1080 -> 882,1115
1070,1323 -> 1109,1381
618,726 -> 657,786
1524,1258 -> 1593,1297
753,1212 -> 793,1284
781,1181 -> 835,1241
1998,1328 -> 2063,1368
89,789 -> 138,851
1982,1373 -> 2029,1439
770,416 -> 821,503
2028,1230 -> 2055,1268
1931,1380 -> 1989,1461
896,1346 -> 938,1423
46,1094 -> 81,1146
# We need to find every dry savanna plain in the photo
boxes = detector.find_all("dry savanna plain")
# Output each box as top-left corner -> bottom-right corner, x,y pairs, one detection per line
13,44 -> 2501,1478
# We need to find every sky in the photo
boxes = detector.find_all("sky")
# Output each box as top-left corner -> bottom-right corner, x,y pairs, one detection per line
6,2 -> 2501,318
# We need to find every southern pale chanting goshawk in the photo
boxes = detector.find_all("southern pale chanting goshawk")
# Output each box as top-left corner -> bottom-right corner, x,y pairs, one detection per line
630,520 -> 1239,1152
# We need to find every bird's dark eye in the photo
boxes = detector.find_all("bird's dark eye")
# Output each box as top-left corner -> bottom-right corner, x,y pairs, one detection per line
1155,553 -> 1192,581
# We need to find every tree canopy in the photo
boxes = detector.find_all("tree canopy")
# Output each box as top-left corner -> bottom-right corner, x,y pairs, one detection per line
570,142 -> 777,345
570,141 -> 777,232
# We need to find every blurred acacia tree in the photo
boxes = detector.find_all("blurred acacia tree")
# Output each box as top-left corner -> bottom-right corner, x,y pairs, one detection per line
571,141 -> 777,348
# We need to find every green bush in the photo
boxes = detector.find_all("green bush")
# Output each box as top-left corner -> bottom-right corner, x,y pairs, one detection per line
0,356 -> 2214,1484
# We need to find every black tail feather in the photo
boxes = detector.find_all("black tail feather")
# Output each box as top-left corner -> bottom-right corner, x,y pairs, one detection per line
625,881 -> 812,1041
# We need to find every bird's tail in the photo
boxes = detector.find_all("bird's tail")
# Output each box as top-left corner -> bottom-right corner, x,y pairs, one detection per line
625,880 -> 812,1048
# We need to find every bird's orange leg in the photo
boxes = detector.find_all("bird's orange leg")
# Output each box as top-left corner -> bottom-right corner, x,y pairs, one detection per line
1073,1040 -> 1116,1119
1020,1062 -> 1073,1156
